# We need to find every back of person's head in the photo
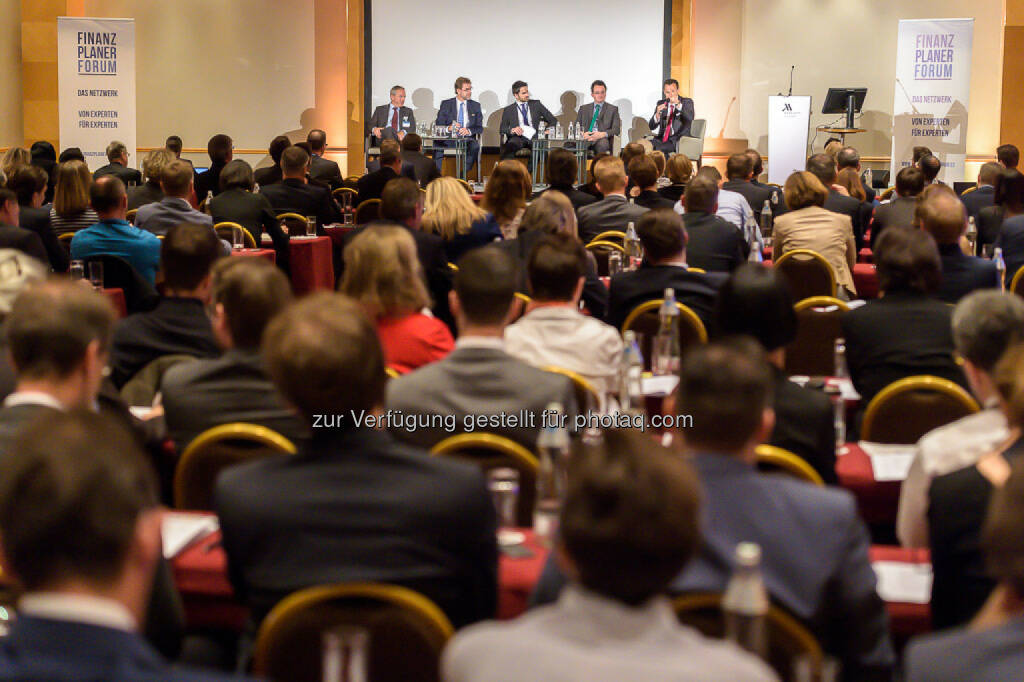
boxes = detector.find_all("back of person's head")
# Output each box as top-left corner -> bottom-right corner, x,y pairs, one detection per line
263,292 -> 385,421
666,153 -> 693,185
29,140 -> 56,165
913,146 -> 933,164
805,153 -> 837,186
53,160 -> 92,217
714,264 -> 796,350
210,257 -> 292,350
165,135 -> 183,155
527,233 -> 586,302
995,169 -> 1024,213
280,146 -> 310,177
422,176 -> 484,240
219,159 -> 255,192
744,148 -> 764,178
90,175 -> 127,216
823,140 -> 843,160
594,156 -> 627,195
8,166 -> 48,206
0,411 -> 158,592
341,224 -> 429,317
561,428 -> 701,606
649,150 -> 666,178
619,143 -> 644,172
919,155 -> 941,183
453,246 -> 517,326
875,225 -> 941,294
677,340 -> 773,453
141,148 -> 173,185
979,161 -> 1003,187
588,153 -> 610,184
379,139 -> 401,167
836,146 -> 861,170
105,140 -> 127,163
268,135 -> 291,165
161,223 -> 222,292
1,148 -> 29,181
683,175 -> 718,214
400,133 -> 422,153
295,141 -> 313,158
546,148 -> 577,187
380,177 -> 421,223
160,160 -> 193,197
783,170 -> 828,210
6,280 -> 116,380
58,147 -> 85,164
628,156 -> 659,190
636,208 -> 686,263
0,250 -> 47,316
726,153 -> 753,181
952,291 -> 1024,375
307,129 -> 327,152
695,165 -> 721,184
482,160 -> 531,224
836,167 -> 866,202
518,191 -> 575,237
207,134 -> 233,165
998,144 -> 1020,169
895,165 -> 926,197
916,189 -> 966,244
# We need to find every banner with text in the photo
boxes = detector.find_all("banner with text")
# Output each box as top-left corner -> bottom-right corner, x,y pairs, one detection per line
890,18 -> 973,183
57,17 -> 136,172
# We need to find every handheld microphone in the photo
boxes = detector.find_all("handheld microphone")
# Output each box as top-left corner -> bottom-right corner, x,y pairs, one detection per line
787,66 -> 794,97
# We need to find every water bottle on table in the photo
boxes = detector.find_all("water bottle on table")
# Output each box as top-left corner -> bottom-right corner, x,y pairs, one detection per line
619,331 -> 645,413
624,221 -> 642,270
723,542 -> 769,658
995,247 -> 1007,291
534,402 -> 570,545
652,289 -> 681,376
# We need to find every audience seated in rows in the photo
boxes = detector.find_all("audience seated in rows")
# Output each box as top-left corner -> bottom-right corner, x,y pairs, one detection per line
619,142 -> 644,197
542,148 -> 597,210
806,153 -> 866,250
505,233 -> 623,403
445,429 -> 777,682
93,140 -> 142,186
837,146 -> 875,203
898,290 -> 1024,548
0,188 -> 49,266
482,160 -> 532,239
993,169 -> 1024,285
835,167 -> 874,249
29,140 -> 56,203
253,135 -> 291,188
977,168 -> 1022,251
1,148 -> 28,187
208,159 -> 290,272
128,148 -> 171,211
917,185 -> 998,302
745,148 -> 787,212
341,224 -> 454,374
357,139 -> 403,207
532,341 -> 894,680
722,152 -> 773,224
194,134 -> 233,200
658,152 -> 692,203
307,128 -> 343,189
628,156 -> 674,210
8,166 -> 67,271
870,166 -> 925,249
261,145 -> 339,231
135,160 -> 213,236
216,292 -> 497,629
387,246 -> 576,451
577,156 -> 649,243
919,154 -> 942,186
49,159 -> 98,236
162,257 -> 304,451
0,250 -> 47,399
676,166 -> 754,238
962,161 -> 1001,223
577,152 -> 609,201
678,175 -> 747,273
400,133 -> 441,188
422,176 -> 500,263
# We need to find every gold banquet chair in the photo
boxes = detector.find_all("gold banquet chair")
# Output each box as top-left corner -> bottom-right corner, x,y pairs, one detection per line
252,583 -> 453,682
621,299 -> 707,372
1009,265 -> 1024,298
774,249 -> 836,301
585,239 -> 625,277
276,212 -> 313,237
860,375 -> 979,444
588,230 -> 626,246
355,199 -> 382,225
784,296 -> 850,377
214,221 -> 257,248
755,445 -> 824,486
542,365 -> 602,412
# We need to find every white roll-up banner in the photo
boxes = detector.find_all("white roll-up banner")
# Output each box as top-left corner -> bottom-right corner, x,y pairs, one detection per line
768,96 -> 811,186
57,17 -> 136,172
890,18 -> 973,183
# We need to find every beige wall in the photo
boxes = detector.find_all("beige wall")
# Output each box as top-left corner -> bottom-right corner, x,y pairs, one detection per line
0,0 -> 23,146
695,0 -> 1003,162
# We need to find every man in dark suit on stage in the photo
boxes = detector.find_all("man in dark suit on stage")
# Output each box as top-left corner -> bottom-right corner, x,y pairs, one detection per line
679,176 -> 747,273
575,80 -> 621,156
499,80 -> 558,160
93,140 -> 142,186
217,292 -> 497,629
261,146 -> 340,231
917,188 -> 998,303
401,134 -> 441,188
648,78 -> 694,155
306,128 -> 343,189
961,162 -> 1000,222
368,85 -> 416,146
435,76 -> 483,173
870,166 -> 926,249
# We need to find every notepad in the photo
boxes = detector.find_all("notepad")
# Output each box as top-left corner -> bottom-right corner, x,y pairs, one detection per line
873,560 -> 932,604
860,442 -> 917,482
162,513 -> 219,559
642,375 -> 679,396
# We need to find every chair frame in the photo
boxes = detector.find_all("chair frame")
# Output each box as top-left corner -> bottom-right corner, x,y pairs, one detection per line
385,367 -> 400,379
774,248 -> 837,298
541,365 -> 602,410
430,432 -> 539,473
276,212 -> 313,237
354,198 -> 382,224
793,295 -> 850,313
589,230 -> 626,245
1010,264 -> 1024,296
861,375 -> 980,442
621,299 -> 708,342
755,444 -> 824,486
125,208 -> 138,224
213,221 -> 257,248
585,240 -> 626,254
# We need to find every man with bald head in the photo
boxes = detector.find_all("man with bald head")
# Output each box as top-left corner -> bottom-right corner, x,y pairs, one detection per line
916,188 -> 998,303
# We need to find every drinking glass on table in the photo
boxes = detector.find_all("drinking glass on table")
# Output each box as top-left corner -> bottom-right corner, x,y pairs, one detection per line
487,468 -> 520,532
231,226 -> 244,250
607,250 -> 623,276
69,260 -> 85,280
305,216 -> 317,237
88,261 -> 103,290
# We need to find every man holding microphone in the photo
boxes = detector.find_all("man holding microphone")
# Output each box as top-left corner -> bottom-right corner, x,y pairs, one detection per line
649,78 -> 694,156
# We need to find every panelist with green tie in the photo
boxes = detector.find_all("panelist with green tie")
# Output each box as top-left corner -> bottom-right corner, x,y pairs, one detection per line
575,80 -> 621,156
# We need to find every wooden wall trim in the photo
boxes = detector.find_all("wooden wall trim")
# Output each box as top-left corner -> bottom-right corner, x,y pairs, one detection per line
669,0 -> 693,96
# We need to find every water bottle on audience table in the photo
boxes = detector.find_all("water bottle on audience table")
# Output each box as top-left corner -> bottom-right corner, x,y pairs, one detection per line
995,247 -> 1007,291
833,338 -> 848,380
652,289 -> 681,377
205,190 -> 213,213
624,221 -> 643,270
966,216 -> 978,256
534,402 -> 570,544
826,384 -> 846,452
322,625 -> 368,682
619,331 -> 645,414
723,542 -> 769,659
760,199 -> 773,247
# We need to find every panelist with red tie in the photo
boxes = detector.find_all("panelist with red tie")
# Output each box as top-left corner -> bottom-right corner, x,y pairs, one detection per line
368,85 -> 416,146
648,78 -> 694,156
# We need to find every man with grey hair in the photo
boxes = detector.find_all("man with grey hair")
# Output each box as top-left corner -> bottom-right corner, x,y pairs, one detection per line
368,85 -> 416,146
836,146 -> 875,202
93,140 -> 142,186
897,290 -> 1024,547
128,148 -> 172,210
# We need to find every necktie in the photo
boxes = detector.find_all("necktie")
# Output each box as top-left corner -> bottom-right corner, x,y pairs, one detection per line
662,104 -> 675,143
520,103 -> 530,127
589,104 -> 601,132
390,106 -> 398,130
458,102 -> 465,126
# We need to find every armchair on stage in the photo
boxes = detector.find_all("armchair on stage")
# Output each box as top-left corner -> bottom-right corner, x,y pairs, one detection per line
644,118 -> 707,165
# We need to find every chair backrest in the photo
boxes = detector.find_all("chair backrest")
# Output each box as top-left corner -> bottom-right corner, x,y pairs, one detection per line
589,230 -> 626,245
213,221 -> 257,248
784,296 -> 850,376
252,583 -> 453,682
276,212 -> 313,238
861,375 -> 980,444
126,208 -> 138,224
173,423 -> 297,510
585,240 -> 625,277
1010,264 -> 1024,297
774,249 -> 837,300
430,433 -> 539,527
119,354 -> 197,407
672,592 -> 823,681
332,186 -> 358,213
677,119 -> 707,161
755,444 -> 824,486
621,299 -> 707,372
542,366 -> 601,412
355,199 -> 382,225
81,253 -> 159,314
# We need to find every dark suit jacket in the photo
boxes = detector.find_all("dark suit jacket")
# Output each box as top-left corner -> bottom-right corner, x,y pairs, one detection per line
253,164 -> 282,187
260,178 -> 340,230
207,188 -> 290,273
93,161 -> 142,186
575,101 -> 621,140
0,223 -> 49,266
648,98 -> 695,143
936,242 -> 999,303
499,100 -> 557,137
606,263 -> 725,330
824,189 -> 867,250
996,214 -> 1024,287
751,179 -> 788,215
17,204 -> 67,271
904,615 -> 1024,682
722,180 -> 773,222
961,185 -> 995,222
841,292 -> 967,416
194,162 -> 225,200
576,194 -> 649,243
633,189 -> 676,210
402,150 -> 441,188
543,185 -> 598,211
770,366 -> 837,485
658,183 -> 687,203
977,205 -> 1004,250
870,196 -> 919,249
356,166 -> 400,206
436,97 -> 484,136
127,182 -> 164,211
532,453 -> 894,680
216,427 -> 497,628
681,211 -> 747,273
309,154 -> 343,189
368,104 -> 416,144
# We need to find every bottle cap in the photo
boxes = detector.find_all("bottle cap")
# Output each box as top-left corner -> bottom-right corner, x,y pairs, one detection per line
735,542 -> 761,566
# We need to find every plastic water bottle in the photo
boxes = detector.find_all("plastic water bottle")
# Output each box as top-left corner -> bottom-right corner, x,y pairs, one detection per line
624,222 -> 643,270
620,331 -> 645,413
826,383 -> 846,450
760,199 -> 773,240
966,216 -> 978,256
652,289 -> 681,376
995,247 -> 1007,291
253,182 -> 260,194
322,626 -> 368,682
534,402 -> 570,545
555,122 -> 563,139
723,542 -> 769,658
834,338 -> 848,379
748,237 -> 763,263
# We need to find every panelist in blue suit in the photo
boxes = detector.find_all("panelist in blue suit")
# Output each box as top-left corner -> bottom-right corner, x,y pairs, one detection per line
435,76 -> 483,173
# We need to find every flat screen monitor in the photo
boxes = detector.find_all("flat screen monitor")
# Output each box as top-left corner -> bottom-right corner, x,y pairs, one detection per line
822,88 -> 867,115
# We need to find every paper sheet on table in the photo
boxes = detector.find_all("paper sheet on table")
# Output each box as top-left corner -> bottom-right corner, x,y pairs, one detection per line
162,513 -> 219,559
521,125 -> 536,140
642,375 -> 679,396
873,560 -> 932,604
128,406 -> 153,420
860,442 -> 917,482
832,377 -> 861,401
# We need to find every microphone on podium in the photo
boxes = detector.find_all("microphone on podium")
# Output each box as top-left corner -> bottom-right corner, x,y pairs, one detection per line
787,65 -> 795,97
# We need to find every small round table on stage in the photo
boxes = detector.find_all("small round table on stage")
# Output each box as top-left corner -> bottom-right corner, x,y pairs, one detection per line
817,126 -> 866,145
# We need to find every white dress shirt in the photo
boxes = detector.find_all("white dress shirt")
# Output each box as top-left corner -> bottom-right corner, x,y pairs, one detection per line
515,101 -> 531,129
20,593 -> 137,632
675,188 -> 755,234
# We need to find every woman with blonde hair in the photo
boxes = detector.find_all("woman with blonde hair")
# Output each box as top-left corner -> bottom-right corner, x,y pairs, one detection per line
341,224 -> 454,374
482,160 -> 531,239
50,160 -> 97,236
422,177 -> 500,262
1,148 -> 30,185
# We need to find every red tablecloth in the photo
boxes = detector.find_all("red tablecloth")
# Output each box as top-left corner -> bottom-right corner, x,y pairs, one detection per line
854,263 -> 879,299
288,236 -> 334,295
836,442 -> 901,526
858,247 -> 873,263
229,248 -> 276,263
102,288 -> 126,317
